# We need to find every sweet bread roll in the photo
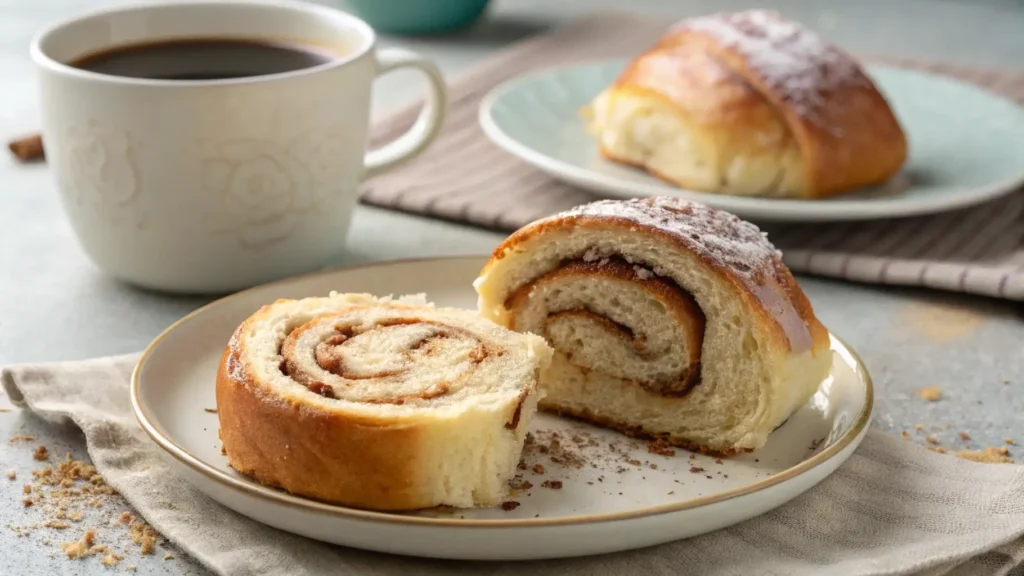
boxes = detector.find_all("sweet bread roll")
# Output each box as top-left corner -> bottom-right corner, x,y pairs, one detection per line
474,197 -> 831,454
216,293 -> 552,511
582,10 -> 907,199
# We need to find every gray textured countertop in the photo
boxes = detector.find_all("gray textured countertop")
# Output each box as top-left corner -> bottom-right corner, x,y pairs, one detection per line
2,0 -> 1023,574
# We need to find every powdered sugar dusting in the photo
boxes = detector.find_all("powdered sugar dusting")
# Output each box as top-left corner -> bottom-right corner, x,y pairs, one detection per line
560,197 -> 782,281
672,10 -> 866,121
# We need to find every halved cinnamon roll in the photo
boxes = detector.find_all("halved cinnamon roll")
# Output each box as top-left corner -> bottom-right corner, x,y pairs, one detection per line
216,293 -> 552,511
474,197 -> 831,455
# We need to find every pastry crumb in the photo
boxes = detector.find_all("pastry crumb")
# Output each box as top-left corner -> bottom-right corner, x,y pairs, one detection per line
689,466 -> 705,474
129,519 -> 158,554
6,470 -> 15,480
1005,438 -> 1015,445
925,435 -> 940,444
959,432 -> 970,441
646,439 -> 676,457
954,446 -> 1014,464
33,445 -> 49,461
101,550 -> 124,566
163,553 -> 174,560
915,387 -> 942,401
901,430 -> 909,438
23,497 -> 34,507
204,408 -> 218,413
540,480 -> 563,490
914,424 -> 924,431
532,464 -> 545,475
9,434 -> 35,444
500,501 -> 520,511
23,484 -> 32,494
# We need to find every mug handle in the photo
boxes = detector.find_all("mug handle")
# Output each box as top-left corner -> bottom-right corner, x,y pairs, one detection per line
363,48 -> 448,180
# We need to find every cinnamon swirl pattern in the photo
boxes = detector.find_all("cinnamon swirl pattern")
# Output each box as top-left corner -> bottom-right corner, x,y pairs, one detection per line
475,197 -> 832,455
216,293 -> 552,511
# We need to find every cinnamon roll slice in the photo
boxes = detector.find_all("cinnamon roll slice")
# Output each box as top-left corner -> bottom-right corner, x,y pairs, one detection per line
216,293 -> 552,511
474,197 -> 831,455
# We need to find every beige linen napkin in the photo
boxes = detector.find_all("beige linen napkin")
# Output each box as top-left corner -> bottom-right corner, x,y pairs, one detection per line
361,13 -> 1024,301
3,355 -> 1024,576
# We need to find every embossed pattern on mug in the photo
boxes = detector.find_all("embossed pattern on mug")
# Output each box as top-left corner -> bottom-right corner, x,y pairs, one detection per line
202,124 -> 345,248
57,118 -> 146,229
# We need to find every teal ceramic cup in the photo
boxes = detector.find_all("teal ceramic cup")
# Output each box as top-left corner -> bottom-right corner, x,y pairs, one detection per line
342,0 -> 490,35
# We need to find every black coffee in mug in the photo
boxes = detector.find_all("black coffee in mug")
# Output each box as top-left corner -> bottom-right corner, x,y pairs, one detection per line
69,38 -> 336,80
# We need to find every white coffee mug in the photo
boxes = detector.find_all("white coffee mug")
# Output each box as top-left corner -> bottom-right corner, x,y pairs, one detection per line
32,0 -> 447,293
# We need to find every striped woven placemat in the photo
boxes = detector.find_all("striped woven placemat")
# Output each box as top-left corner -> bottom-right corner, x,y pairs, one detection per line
361,13 -> 1024,301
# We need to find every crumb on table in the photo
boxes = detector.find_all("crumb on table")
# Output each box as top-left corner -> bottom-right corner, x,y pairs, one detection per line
915,387 -> 942,401
954,446 -> 1014,464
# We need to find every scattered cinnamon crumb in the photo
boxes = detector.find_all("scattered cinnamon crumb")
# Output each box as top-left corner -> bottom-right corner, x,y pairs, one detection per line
101,550 -> 124,566
915,386 -> 942,401
23,497 -> 34,507
118,512 -> 134,525
954,446 -> 1014,464
925,435 -> 940,444
8,133 -> 44,162
959,432 -> 971,441
532,464 -> 545,474
6,470 -> 15,480
9,434 -> 35,443
689,466 -> 705,474
901,431 -> 909,438
914,424 -> 924,431
1005,438 -> 1015,445
203,408 -> 217,414
23,484 -> 32,494
500,501 -> 520,511
129,520 -> 158,554
647,439 -> 676,457
33,445 -> 49,461
714,458 -> 724,465
45,521 -> 71,530
540,480 -> 563,489
61,528 -> 98,559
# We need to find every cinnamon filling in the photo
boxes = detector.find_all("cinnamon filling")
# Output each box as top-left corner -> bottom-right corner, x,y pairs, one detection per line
506,256 -> 706,397
278,316 -> 495,404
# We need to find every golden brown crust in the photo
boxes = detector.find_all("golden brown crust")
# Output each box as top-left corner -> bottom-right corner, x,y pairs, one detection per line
603,10 -> 907,198
216,347 -> 430,511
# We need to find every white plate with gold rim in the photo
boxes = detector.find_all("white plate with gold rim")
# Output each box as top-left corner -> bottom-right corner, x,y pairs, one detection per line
132,255 -> 872,561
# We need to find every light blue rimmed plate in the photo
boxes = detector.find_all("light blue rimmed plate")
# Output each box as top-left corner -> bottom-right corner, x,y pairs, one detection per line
479,59 -> 1024,222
